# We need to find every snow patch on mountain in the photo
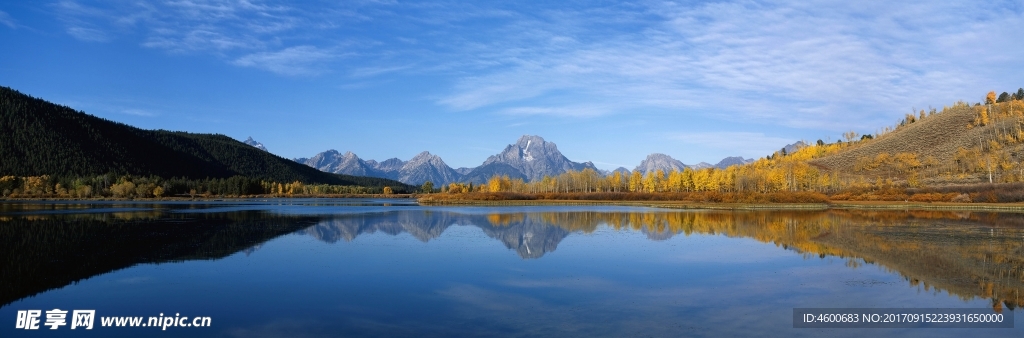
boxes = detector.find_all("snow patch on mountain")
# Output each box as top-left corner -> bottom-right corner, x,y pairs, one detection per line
243,137 -> 268,152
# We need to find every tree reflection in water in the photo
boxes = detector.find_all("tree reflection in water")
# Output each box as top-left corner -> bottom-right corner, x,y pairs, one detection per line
2,207 -> 1023,313
304,209 -> 1024,312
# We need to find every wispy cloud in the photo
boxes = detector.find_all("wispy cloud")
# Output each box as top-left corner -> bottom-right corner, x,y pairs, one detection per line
502,277 -> 618,290
119,110 -> 157,118
500,105 -> 612,118
350,65 -> 412,78
233,45 -> 337,76
0,10 -> 16,28
49,0 -> 1024,127
52,0 -> 331,73
66,26 -> 109,41
52,0 -> 117,42
433,1 -> 1024,129
137,0 -> 297,53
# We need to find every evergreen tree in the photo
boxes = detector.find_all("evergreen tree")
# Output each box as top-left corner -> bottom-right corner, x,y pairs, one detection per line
997,92 -> 1010,103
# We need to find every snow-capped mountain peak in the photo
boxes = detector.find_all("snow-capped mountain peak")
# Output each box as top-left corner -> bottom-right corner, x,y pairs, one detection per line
243,136 -> 268,152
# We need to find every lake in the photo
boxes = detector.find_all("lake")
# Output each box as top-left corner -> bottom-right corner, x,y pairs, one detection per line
1,199 -> 1022,337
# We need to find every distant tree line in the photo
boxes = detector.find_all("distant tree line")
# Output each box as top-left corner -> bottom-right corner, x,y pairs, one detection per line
456,141 -> 851,195
0,173 -> 414,198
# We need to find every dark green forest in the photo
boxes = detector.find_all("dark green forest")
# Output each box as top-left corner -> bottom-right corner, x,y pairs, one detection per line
0,86 -> 414,196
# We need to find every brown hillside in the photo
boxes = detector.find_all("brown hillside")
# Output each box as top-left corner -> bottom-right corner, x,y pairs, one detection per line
811,106 -> 996,172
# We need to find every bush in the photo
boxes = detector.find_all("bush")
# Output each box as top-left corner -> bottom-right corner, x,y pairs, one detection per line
951,194 -> 972,203
908,192 -> 959,202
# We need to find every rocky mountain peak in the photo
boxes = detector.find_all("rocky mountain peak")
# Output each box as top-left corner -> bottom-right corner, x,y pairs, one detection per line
376,158 -> 406,173
690,162 -> 713,170
634,153 -> 688,174
243,136 -> 268,152
301,149 -> 381,177
408,151 -> 439,162
399,151 -> 459,185
516,134 -> 547,147
782,141 -> 807,154
478,135 -> 594,182
512,135 -> 551,162
714,156 -> 753,169
298,148 -> 459,185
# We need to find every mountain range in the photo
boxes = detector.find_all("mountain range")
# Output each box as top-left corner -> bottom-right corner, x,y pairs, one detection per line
277,135 -> 755,186
294,150 -> 463,186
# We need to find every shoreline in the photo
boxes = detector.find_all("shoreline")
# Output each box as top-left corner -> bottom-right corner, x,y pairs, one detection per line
4,196 -> 1024,212
0,194 -> 419,202
417,199 -> 1024,212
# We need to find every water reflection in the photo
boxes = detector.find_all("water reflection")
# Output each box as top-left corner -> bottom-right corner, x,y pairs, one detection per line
305,209 -> 1024,312
304,211 -> 571,259
2,204 -> 1023,317
0,211 -> 319,307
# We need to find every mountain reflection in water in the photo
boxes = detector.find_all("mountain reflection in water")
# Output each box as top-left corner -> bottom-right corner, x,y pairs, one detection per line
2,206 -> 1023,314
303,209 -> 1024,312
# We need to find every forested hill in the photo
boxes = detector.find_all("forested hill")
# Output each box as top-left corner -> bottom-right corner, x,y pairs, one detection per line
0,86 -> 410,189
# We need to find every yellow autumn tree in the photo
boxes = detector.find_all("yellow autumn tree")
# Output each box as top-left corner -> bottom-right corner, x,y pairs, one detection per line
628,171 -> 643,192
609,171 -> 623,192
681,167 -> 694,191
487,175 -> 510,192
666,169 -> 683,192
642,171 -> 656,192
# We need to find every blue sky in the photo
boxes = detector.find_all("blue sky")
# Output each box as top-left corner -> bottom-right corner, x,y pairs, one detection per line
1,1 -> 1022,170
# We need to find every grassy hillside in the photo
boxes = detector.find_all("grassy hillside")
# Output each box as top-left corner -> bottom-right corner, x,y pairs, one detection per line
0,86 -> 412,190
811,105 -> 976,171
812,96 -> 1024,186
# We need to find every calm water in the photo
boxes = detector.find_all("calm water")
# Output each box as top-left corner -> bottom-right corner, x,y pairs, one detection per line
1,199 -> 1023,337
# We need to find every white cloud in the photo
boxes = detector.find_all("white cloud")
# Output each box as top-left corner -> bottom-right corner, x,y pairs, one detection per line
0,10 -> 16,28
66,26 -> 109,42
50,1 -> 379,76
350,65 -> 412,78
233,45 -> 336,76
500,105 -> 612,118
142,28 -> 259,52
502,277 -> 618,290
48,0 -> 1024,125
434,1 -> 1024,130
121,109 -> 158,117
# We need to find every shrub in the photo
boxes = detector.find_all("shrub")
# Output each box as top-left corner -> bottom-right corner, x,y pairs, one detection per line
951,194 -> 972,203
